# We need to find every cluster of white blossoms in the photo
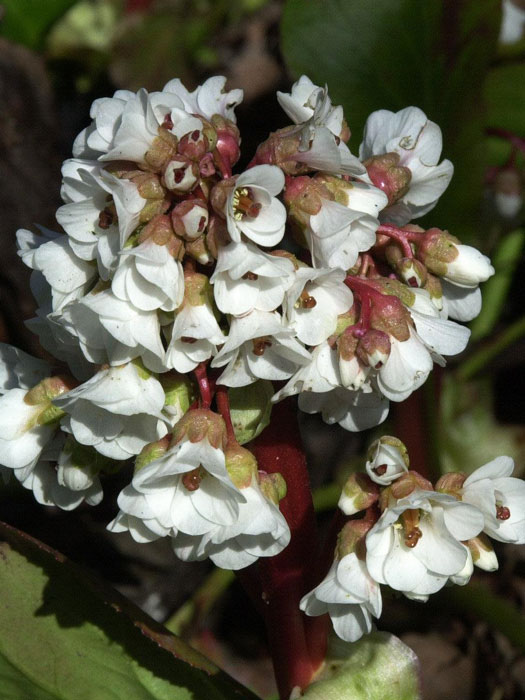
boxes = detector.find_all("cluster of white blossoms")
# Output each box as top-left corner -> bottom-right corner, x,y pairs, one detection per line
0,75 -> 497,573
301,437 -> 525,642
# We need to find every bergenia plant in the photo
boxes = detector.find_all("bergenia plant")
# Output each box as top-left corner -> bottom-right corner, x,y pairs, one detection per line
1,74 -> 522,699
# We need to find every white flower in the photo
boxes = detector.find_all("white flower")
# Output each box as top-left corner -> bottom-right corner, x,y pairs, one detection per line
211,240 -> 295,315
62,287 -> 166,372
171,476 -> 290,570
461,456 -> 525,544
108,481 -> 174,543
163,75 -> 243,122
360,106 -> 453,225
366,489 -> 484,596
73,89 -> 135,158
440,281 -> 482,323
17,228 -> 97,312
0,343 -> 50,394
440,244 -> 495,288
366,440 -> 409,486
298,386 -> 389,432
54,362 -> 168,461
212,310 -> 311,387
306,182 -> 385,269
12,434 -> 103,510
283,267 -> 353,345
500,0 -> 525,44
165,274 -> 225,373
112,239 -> 184,312
132,411 -> 244,538
300,553 -> 382,643
272,342 -> 341,403
375,328 -> 433,402
277,75 -> 345,138
226,165 -> 286,247
57,159 -> 145,273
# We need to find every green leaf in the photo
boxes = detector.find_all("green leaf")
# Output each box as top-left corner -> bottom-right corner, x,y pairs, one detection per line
469,228 -> 525,341
485,63 -> 525,134
0,0 -> 78,50
281,0 -> 501,242
229,380 -> 273,445
301,632 -> 420,699
0,520 -> 259,699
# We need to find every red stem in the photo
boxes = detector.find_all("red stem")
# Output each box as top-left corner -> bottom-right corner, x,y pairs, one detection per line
215,385 -> 236,445
249,398 -> 323,698
377,224 -> 415,258
194,362 -> 212,409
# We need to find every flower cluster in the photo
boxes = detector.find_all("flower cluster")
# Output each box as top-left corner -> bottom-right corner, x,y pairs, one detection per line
0,75 -> 496,572
301,436 -> 525,642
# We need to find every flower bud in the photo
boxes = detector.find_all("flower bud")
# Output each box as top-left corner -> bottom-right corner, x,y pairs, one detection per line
162,156 -> 199,193
442,244 -> 495,288
57,437 -> 110,491
250,126 -> 310,175
382,471 -> 433,509
185,234 -> 213,264
172,408 -> 227,449
177,127 -> 210,161
336,519 -> 371,558
492,167 -> 523,219
338,472 -> 379,516
211,115 -> 241,172
145,127 -> 178,171
160,372 -> 195,425
171,199 -> 209,240
138,214 -> 184,258
356,330 -> 391,370
363,152 -> 412,205
395,257 -> 427,288
435,471 -> 466,497
25,375 -> 76,426
134,436 -> 171,472
206,214 -> 230,258
225,444 -> 258,489
366,436 -> 409,486
466,534 -> 498,571
210,177 -> 236,217
258,471 -> 287,504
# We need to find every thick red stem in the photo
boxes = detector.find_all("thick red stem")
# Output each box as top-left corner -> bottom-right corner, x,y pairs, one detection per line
249,398 -> 323,698
194,362 -> 212,409
215,385 -> 236,445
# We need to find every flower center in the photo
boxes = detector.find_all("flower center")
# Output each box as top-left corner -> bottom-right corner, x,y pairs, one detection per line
242,271 -> 259,281
374,464 -> 388,476
182,466 -> 204,491
400,509 -> 422,548
252,336 -> 272,356
296,289 -> 317,309
496,504 -> 511,520
232,187 -> 262,221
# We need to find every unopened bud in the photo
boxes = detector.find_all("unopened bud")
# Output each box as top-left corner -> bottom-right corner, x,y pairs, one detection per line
396,257 -> 427,288
135,435 -> 171,472
210,178 -> 236,217
171,200 -> 209,240
178,127 -> 209,161
162,156 -> 199,193
185,234 -> 213,264
435,471 -> 466,497
356,330 -> 391,370
225,444 -> 258,489
466,534 -> 498,571
258,471 -> 287,504
366,436 -> 409,486
336,519 -> 372,558
492,167 -> 523,218
57,437 -> 110,491
161,372 -> 195,425
250,126 -> 309,175
206,215 -> 230,257
418,228 -> 494,287
211,115 -> 240,172
338,472 -> 379,516
383,471 -> 433,509
145,127 -> 178,171
363,152 -> 412,205
172,408 -> 227,449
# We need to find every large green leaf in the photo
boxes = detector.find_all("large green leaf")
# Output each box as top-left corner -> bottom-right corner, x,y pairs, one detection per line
281,0 -> 501,242
0,520 -> 259,699
0,0 -> 78,50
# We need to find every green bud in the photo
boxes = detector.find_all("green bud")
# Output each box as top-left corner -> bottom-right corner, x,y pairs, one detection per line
228,381 -> 273,445
134,436 -> 171,472
259,472 -> 287,504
